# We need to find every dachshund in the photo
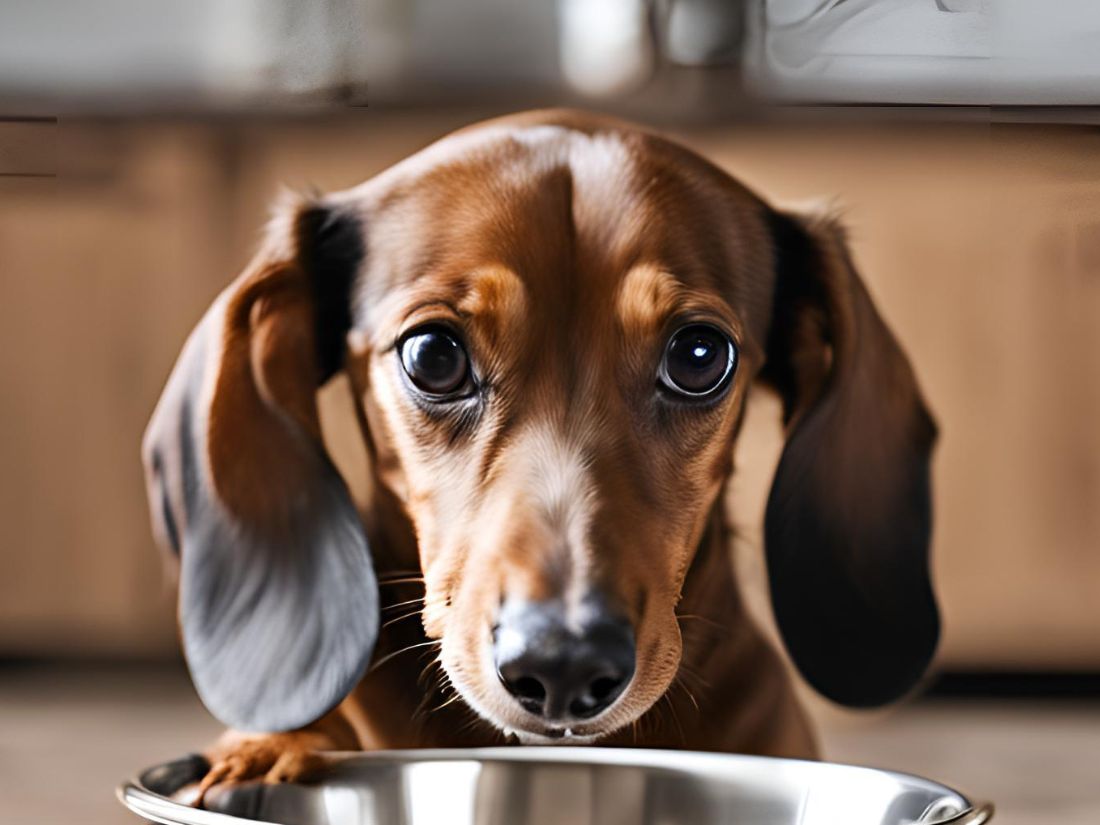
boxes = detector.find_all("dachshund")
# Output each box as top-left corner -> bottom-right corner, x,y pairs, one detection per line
142,109 -> 939,803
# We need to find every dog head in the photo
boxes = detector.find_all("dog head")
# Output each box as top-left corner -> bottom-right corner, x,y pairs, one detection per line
143,111 -> 938,738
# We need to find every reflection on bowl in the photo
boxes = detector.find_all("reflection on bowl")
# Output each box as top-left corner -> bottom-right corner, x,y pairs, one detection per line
117,747 -> 992,825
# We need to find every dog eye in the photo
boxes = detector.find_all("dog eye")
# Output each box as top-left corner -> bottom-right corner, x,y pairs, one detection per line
399,327 -> 470,397
659,324 -> 737,398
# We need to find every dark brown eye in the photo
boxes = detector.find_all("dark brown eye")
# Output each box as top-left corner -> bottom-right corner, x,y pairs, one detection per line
399,327 -> 470,397
659,324 -> 736,398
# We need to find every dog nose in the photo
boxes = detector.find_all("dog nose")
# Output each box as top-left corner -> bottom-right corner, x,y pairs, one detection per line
493,597 -> 635,721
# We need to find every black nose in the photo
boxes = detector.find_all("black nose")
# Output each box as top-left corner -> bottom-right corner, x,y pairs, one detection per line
493,597 -> 635,721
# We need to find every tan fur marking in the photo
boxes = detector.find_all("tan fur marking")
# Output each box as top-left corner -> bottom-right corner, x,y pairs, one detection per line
615,264 -> 682,337
456,266 -> 529,341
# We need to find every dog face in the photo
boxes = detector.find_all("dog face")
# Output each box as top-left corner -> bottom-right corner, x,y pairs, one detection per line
143,111 -> 938,738
341,120 -> 776,741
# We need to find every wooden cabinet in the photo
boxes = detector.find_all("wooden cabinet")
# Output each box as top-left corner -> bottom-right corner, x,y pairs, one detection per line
2,116 -> 1096,668
701,123 -> 1100,670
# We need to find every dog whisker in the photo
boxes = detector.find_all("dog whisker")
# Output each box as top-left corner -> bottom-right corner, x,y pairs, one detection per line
381,597 -> 426,613
381,609 -> 425,629
675,612 -> 725,632
368,640 -> 441,673
672,673 -> 701,714
453,714 -> 493,740
419,657 -> 450,695
377,576 -> 427,586
376,571 -> 425,583
415,665 -> 463,719
659,692 -> 687,744
413,673 -> 443,719
414,657 -> 462,723
677,662 -> 713,691
428,692 -> 465,714
416,655 -> 445,690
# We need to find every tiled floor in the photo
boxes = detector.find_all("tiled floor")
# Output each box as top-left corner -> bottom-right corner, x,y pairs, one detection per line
1,664 -> 1096,825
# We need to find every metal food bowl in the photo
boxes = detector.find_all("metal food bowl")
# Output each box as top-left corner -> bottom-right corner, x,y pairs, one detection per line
118,747 -> 993,825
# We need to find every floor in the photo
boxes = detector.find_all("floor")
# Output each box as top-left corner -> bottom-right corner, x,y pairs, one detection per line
1,664 -> 1096,825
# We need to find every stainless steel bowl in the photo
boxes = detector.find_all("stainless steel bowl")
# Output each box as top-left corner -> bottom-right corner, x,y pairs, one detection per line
118,747 -> 993,825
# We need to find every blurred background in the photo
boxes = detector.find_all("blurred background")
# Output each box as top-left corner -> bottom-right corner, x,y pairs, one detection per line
1,2 -> 1099,824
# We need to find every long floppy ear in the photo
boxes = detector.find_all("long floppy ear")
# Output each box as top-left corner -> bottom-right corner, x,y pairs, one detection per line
760,205 -> 939,708
142,198 -> 378,732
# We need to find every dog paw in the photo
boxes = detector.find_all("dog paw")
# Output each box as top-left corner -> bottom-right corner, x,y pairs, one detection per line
190,731 -> 335,809
142,754 -> 211,797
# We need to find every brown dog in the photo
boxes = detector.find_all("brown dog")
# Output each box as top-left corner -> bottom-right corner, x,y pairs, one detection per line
143,110 -> 939,800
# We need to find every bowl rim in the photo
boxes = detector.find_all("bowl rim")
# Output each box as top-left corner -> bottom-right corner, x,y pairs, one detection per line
116,746 -> 993,825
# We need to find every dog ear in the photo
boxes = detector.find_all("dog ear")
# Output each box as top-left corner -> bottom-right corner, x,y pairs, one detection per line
142,198 -> 378,732
759,205 -> 939,708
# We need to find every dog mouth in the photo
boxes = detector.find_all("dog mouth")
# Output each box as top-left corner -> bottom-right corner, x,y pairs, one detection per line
438,635 -> 639,744
490,702 -> 626,745
429,587 -> 690,747
507,726 -> 602,745
492,684 -> 635,744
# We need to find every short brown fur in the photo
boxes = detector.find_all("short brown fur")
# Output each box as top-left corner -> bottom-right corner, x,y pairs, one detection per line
144,110 -> 939,801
